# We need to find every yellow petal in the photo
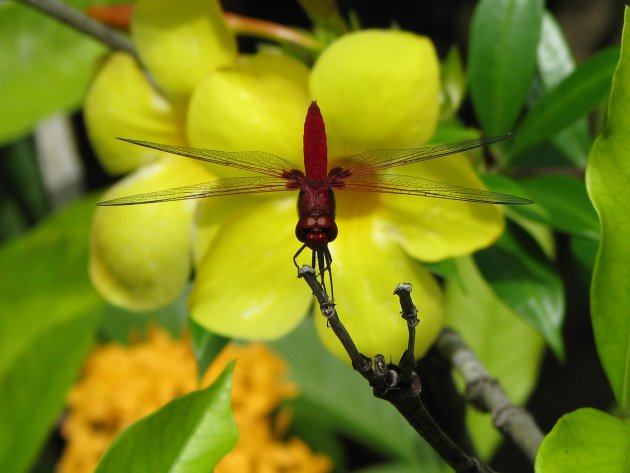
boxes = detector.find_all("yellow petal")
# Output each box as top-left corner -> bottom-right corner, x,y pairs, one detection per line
84,52 -> 186,175
187,57 -> 310,175
310,30 -> 440,157
237,52 -> 310,91
315,192 -> 444,362
190,195 -> 311,339
90,159 -> 214,310
373,154 -> 505,261
132,0 -> 237,102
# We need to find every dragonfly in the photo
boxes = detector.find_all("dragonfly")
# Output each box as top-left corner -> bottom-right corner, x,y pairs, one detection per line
99,101 -> 532,299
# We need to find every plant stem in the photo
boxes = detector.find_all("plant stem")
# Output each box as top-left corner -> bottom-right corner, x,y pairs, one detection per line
15,0 -> 137,57
435,329 -> 545,463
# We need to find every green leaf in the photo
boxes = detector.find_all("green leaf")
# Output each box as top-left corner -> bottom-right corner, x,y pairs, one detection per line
518,175 -> 599,238
0,0 -> 116,145
98,286 -> 191,344
536,11 -> 590,165
585,6 -> 630,417
188,316 -> 229,381
270,319 -> 423,462
536,12 -> 576,90
509,47 -> 619,159
439,47 -> 466,121
535,408 -> 630,472
474,222 -> 565,358
95,363 -> 238,473
468,0 -> 544,135
355,460 -> 449,473
0,196 -> 103,473
480,174 -> 556,258
445,256 -> 545,458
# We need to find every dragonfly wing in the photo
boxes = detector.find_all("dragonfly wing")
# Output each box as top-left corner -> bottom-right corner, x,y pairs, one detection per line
339,173 -> 532,205
118,138 -> 301,177
335,134 -> 513,176
98,176 -> 293,206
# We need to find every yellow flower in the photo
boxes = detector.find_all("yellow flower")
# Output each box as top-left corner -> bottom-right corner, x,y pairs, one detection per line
88,1 -> 505,362
57,329 -> 331,473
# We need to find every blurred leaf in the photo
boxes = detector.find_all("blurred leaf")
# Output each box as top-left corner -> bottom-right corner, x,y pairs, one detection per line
536,12 -> 576,89
445,256 -> 545,458
469,0 -> 544,135
474,222 -> 565,358
189,316 -> 229,381
535,408 -> 630,472
439,47 -> 466,121
422,258 -> 459,281
585,6 -> 630,417
518,175 -> 599,238
355,460 -> 449,473
509,47 -> 619,159
287,402 -> 347,470
297,0 -> 347,36
569,235 -> 598,287
0,195 -> 103,473
270,319 -> 424,463
0,0 -> 123,145
536,11 -> 590,165
98,285 -> 190,344
481,174 -> 539,220
0,137 -> 49,224
430,125 -> 480,145
480,174 -> 556,257
95,363 -> 238,472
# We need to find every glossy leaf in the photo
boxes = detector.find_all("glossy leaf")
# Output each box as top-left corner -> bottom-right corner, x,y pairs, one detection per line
474,222 -> 565,358
0,0 -> 115,144
469,0 -> 544,135
536,11 -> 590,165
518,175 -> 599,239
0,196 -> 102,473
510,47 -> 619,158
535,408 -> 630,472
445,256 -> 545,458
95,363 -> 238,472
585,6 -> 630,416
270,319 -> 422,462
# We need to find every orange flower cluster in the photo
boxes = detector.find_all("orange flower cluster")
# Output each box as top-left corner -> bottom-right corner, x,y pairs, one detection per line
57,328 -> 331,473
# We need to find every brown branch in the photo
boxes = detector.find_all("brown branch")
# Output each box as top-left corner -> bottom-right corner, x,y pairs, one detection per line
435,329 -> 545,463
15,0 -> 137,57
298,266 -> 494,473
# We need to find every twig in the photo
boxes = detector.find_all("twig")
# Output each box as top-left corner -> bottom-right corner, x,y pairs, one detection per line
435,329 -> 545,463
298,266 -> 494,473
394,283 -> 418,384
15,0 -> 137,57
298,266 -> 374,376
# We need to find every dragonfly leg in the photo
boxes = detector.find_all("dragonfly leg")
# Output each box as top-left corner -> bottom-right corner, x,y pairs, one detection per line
313,248 -> 334,302
293,243 -> 307,269
323,247 -> 334,302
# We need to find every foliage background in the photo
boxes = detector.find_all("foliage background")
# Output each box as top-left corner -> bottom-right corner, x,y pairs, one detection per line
0,0 -> 626,472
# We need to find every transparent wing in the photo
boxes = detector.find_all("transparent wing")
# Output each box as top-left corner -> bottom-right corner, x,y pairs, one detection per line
119,138 -> 300,177
335,134 -> 513,176
98,176 -> 294,206
339,173 -> 532,205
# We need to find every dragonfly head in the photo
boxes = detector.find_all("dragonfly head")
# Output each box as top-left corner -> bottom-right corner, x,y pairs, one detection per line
296,215 -> 338,250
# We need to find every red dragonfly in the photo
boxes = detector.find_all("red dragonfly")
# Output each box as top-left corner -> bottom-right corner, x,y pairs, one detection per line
99,101 -> 531,298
